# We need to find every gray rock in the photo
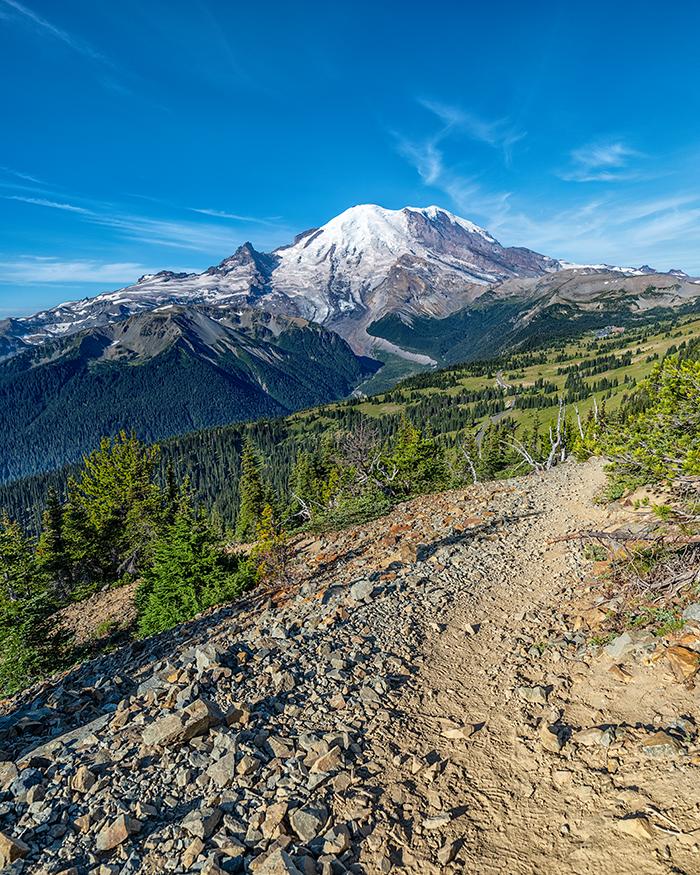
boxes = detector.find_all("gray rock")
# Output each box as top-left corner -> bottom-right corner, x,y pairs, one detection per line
253,847 -> 304,874
206,751 -> 237,788
350,580 -> 375,602
682,603 -> 700,622
517,685 -> 548,705
604,630 -> 655,660
182,806 -> 222,840
195,644 -> 223,675
571,726 -> 615,747
289,804 -> 328,842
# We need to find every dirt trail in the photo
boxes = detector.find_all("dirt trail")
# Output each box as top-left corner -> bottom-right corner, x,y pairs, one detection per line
3,460 -> 699,874
362,460 -> 700,875
476,369 -> 516,447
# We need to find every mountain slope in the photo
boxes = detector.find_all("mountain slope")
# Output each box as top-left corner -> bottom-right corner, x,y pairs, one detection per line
2,460 -> 697,874
0,306 -> 378,483
0,205 -> 562,360
369,269 -> 700,363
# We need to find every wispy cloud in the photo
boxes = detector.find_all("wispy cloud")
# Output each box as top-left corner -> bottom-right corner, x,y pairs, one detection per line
0,257 -> 162,285
393,98 -> 524,233
4,190 -> 292,253
0,165 -> 44,185
190,207 -> 280,226
419,99 -> 526,164
396,122 -> 700,272
6,195 -> 93,214
0,0 -> 106,62
559,139 -> 643,182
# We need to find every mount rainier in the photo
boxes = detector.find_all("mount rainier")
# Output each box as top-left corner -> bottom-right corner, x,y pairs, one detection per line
2,203 -> 699,365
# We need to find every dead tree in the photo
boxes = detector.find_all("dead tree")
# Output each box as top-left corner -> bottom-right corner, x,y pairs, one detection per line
340,420 -> 399,496
508,397 -> 568,474
458,442 -> 479,485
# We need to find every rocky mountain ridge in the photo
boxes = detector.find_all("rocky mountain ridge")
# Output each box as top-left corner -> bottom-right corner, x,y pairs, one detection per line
0,306 -> 378,484
4,204 -> 697,363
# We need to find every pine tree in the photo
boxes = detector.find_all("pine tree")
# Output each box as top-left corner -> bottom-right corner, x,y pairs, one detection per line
136,493 -> 254,637
0,514 -> 66,695
62,431 -> 163,586
235,438 -> 266,541
384,417 -> 448,496
252,503 -> 290,585
36,487 -> 72,599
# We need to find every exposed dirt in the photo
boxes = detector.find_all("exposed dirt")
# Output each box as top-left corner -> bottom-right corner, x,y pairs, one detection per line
56,581 -> 138,646
3,459 -> 700,874
358,460 -> 700,874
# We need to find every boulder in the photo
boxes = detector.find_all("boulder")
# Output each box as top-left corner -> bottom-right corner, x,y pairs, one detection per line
604,631 -> 655,661
142,698 -> 222,748
95,814 -> 141,852
253,848 -> 304,874
517,685 -> 548,705
182,837 -> 205,868
349,580 -> 374,602
206,751 -> 237,788
571,726 -> 615,747
182,807 -> 222,840
665,645 -> 700,683
640,730 -> 684,759
682,603 -> 700,622
70,765 -> 96,793
0,763 -> 18,792
289,804 -> 327,842
0,830 -> 29,866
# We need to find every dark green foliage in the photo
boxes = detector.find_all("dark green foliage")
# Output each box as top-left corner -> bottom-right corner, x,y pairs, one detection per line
0,432 -> 257,696
368,299 -> 700,366
61,432 -> 165,590
382,417 -> 449,497
235,438 -> 267,541
0,514 -> 66,695
600,354 -> 700,483
0,319 -> 378,485
136,497 -> 255,637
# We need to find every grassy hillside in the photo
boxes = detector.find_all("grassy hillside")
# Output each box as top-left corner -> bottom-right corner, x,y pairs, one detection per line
3,315 -> 699,530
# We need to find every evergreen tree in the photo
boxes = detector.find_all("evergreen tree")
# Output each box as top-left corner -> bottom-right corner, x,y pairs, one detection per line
62,432 -> 163,586
383,417 -> 448,496
136,492 -> 254,637
235,438 -> 266,541
0,514 -> 65,695
252,503 -> 290,584
36,487 -> 72,599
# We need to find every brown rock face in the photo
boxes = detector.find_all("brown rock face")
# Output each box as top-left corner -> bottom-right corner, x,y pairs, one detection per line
665,645 -> 700,683
95,814 -> 141,852
0,831 -> 29,866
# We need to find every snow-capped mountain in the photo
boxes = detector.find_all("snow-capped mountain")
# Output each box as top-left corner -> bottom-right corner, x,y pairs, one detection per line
0,205 -> 560,359
1,203 -> 698,362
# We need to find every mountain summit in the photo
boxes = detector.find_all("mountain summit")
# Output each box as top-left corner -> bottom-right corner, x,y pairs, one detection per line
0,205 -> 560,359
2,204 -> 698,363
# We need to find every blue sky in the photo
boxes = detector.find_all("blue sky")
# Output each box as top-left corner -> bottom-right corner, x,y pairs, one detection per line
2,0 -> 700,317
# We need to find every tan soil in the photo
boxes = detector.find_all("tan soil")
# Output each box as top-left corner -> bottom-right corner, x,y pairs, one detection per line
356,459 -> 700,874
56,580 -> 138,646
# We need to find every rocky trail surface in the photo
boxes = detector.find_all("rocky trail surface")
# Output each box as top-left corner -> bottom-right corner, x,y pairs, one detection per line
1,460 -> 699,874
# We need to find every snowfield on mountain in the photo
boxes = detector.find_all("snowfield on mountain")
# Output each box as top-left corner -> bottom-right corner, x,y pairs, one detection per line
3,204 -> 698,362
